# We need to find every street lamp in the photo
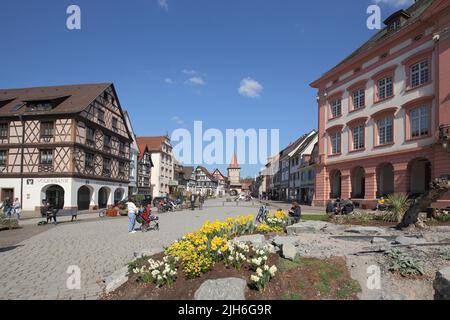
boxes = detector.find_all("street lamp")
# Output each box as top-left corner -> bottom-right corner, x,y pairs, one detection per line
439,125 -> 450,153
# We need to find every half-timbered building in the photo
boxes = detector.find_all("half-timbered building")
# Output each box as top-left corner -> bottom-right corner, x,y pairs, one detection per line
136,142 -> 153,197
194,166 -> 218,197
211,169 -> 228,197
0,83 -> 133,217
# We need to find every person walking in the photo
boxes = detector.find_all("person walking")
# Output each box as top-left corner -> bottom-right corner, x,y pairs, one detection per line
199,194 -> 205,210
190,193 -> 196,211
1,197 -> 12,218
13,198 -> 21,220
126,198 -> 138,234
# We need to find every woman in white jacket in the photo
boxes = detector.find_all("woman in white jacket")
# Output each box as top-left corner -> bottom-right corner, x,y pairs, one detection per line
13,198 -> 21,220
126,200 -> 138,234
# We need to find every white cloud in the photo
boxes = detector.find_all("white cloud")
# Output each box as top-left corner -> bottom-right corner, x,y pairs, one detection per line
158,0 -> 169,10
238,77 -> 263,98
372,0 -> 414,8
171,116 -> 184,125
182,69 -> 197,75
186,76 -> 206,86
164,78 -> 174,84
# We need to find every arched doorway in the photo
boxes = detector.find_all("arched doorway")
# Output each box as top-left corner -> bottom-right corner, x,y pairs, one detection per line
330,170 -> 342,199
43,185 -> 65,210
409,158 -> 432,196
98,187 -> 110,209
377,163 -> 394,197
351,167 -> 365,199
77,186 -> 91,210
114,188 -> 124,205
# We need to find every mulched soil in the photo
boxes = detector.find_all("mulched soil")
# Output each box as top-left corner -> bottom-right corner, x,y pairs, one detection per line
331,219 -> 397,227
101,254 -> 359,301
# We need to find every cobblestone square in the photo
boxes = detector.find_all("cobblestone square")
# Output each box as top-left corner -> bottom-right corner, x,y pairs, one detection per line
0,200 -> 259,300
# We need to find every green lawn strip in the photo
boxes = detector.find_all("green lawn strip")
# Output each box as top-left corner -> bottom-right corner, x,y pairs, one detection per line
301,214 -> 329,221
278,257 -> 361,300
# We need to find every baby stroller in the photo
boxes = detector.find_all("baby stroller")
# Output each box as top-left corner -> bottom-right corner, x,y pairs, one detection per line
136,210 -> 160,232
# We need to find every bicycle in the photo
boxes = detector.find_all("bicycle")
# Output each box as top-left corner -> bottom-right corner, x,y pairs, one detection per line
256,205 -> 269,223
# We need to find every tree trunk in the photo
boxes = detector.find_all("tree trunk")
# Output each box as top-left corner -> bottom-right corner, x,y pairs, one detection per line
397,177 -> 450,229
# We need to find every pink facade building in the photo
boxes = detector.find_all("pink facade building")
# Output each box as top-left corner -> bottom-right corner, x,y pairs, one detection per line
310,0 -> 450,208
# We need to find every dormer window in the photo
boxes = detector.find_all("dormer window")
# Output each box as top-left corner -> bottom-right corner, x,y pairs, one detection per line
389,19 -> 401,33
384,9 -> 410,35
25,96 -> 69,112
27,101 -> 53,111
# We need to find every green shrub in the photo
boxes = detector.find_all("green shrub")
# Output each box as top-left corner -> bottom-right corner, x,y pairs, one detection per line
383,193 -> 412,223
385,249 -> 424,277
0,216 -> 19,231
440,251 -> 450,261
128,256 -> 150,273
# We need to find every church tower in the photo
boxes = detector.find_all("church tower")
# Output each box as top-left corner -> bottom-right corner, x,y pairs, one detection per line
227,153 -> 242,196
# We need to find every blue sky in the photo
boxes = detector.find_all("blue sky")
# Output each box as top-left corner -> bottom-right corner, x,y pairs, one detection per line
0,0 -> 414,177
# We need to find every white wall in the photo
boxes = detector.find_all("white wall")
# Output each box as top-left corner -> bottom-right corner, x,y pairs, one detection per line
0,177 -> 128,213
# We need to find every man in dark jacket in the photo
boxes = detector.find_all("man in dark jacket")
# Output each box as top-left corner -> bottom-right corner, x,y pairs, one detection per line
326,200 -> 335,214
289,202 -> 302,224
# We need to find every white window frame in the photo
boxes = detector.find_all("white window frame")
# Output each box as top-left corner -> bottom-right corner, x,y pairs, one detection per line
352,89 -> 365,109
331,99 -> 342,118
0,150 -> 7,166
378,76 -> 393,100
330,132 -> 341,155
411,60 -> 429,88
353,125 -> 365,150
40,150 -> 54,165
378,116 -> 394,145
410,106 -> 429,138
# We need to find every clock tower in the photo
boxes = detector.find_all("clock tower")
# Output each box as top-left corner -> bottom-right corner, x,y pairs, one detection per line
227,153 -> 242,196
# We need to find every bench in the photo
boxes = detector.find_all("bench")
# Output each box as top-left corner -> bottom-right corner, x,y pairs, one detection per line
41,208 -> 78,223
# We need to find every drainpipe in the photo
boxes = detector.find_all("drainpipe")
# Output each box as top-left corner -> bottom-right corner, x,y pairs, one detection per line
19,115 -> 25,212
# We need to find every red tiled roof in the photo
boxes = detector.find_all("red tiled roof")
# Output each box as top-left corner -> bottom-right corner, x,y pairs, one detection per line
229,153 -> 240,169
0,83 -> 112,117
212,169 -> 227,180
310,0 -> 434,87
137,143 -> 149,161
136,136 -> 167,153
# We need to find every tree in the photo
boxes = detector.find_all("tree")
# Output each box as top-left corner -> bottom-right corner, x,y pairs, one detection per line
397,176 -> 450,229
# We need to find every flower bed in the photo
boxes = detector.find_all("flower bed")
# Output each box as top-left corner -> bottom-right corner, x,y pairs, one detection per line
256,210 -> 289,234
101,212 -> 359,300
103,254 -> 360,300
124,215 -> 285,292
